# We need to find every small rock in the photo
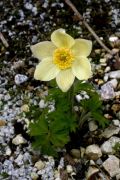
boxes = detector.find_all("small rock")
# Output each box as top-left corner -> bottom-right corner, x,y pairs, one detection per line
88,121 -> 98,131
15,74 -> 28,85
96,158 -> 103,165
31,172 -> 39,180
85,144 -> 102,160
101,136 -> 120,154
101,125 -> 120,138
100,82 -> 115,100
113,119 -> 120,126
34,160 -> 45,170
66,165 -> 73,173
89,160 -> 95,165
13,61 -> 24,69
102,155 -> 120,177
100,58 -> 107,63
76,94 -> 82,102
5,146 -> 11,156
39,99 -> 47,109
14,154 -> 23,166
116,173 -> 120,180
109,70 -> 120,79
80,147 -> 85,158
21,104 -> 30,112
0,119 -> 6,127
101,141 -> 112,154
104,74 -> 109,82
107,79 -> 118,89
104,66 -> 111,73
86,166 -> 99,180
12,134 -> 26,145
70,149 -> 80,159
109,36 -> 118,42
111,104 -> 120,113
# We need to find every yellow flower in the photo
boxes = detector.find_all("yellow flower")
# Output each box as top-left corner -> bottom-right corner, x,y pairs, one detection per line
31,29 -> 92,92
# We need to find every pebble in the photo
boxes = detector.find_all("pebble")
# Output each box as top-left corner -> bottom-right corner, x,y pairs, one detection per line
0,119 -> 6,127
66,165 -> 73,173
85,144 -> 102,160
88,121 -> 98,131
107,79 -> 118,89
21,104 -> 30,112
104,66 -> 111,73
5,146 -> 12,156
109,70 -> 120,79
70,149 -> 81,159
75,94 -> 82,102
34,160 -> 45,170
109,36 -> 118,42
102,155 -> 120,177
111,104 -> 120,113
31,172 -> 39,180
101,136 -> 120,154
14,154 -> 23,166
116,173 -> 120,180
15,74 -> 28,85
12,134 -> 26,145
104,74 -> 109,82
101,125 -> 120,138
113,119 -> 120,126
100,82 -> 115,100
13,61 -> 24,69
86,166 -> 99,180
39,99 -> 47,109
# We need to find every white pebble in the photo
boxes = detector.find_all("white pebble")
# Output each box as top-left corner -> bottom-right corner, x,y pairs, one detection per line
15,74 -> 28,85
66,165 -> 73,173
12,134 -> 26,145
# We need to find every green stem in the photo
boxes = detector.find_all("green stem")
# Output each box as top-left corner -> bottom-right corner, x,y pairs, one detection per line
79,110 -> 91,129
68,85 -> 74,114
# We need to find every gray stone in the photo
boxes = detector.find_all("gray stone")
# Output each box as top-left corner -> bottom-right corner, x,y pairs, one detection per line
39,99 -> 47,109
85,144 -> 102,160
100,82 -> 115,100
101,136 -> 120,154
88,121 -> 98,131
101,125 -> 120,138
86,166 -> 99,180
34,160 -> 45,170
12,134 -> 26,145
15,74 -> 28,85
31,172 -> 39,180
70,149 -> 80,159
66,165 -> 73,173
107,79 -> 118,89
116,173 -> 120,180
102,155 -> 120,177
113,119 -> 120,127
109,70 -> 120,79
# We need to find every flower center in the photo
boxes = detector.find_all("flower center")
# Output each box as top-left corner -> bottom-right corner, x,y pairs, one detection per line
53,48 -> 74,70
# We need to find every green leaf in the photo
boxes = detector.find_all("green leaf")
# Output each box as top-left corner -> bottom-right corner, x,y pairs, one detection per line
74,81 -> 94,94
91,111 -> 109,128
29,113 -> 48,136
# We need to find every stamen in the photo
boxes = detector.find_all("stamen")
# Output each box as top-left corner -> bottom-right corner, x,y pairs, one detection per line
53,48 -> 74,70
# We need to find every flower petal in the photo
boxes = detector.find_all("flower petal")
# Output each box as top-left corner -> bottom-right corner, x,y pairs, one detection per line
34,57 -> 60,81
72,57 -> 92,80
51,29 -> 75,48
71,39 -> 92,57
31,41 -> 56,60
56,69 -> 75,92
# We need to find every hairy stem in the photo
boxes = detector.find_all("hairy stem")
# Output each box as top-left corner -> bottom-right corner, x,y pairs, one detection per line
68,85 -> 74,114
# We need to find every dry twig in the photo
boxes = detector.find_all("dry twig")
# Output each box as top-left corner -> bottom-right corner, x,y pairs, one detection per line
64,0 -> 113,55
0,32 -> 9,48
